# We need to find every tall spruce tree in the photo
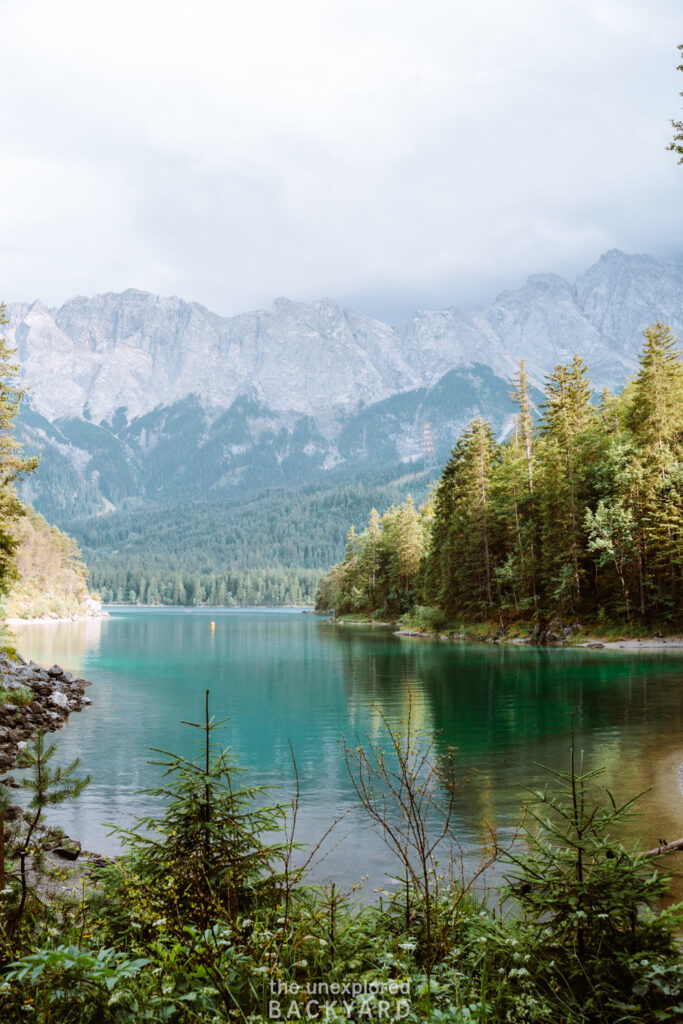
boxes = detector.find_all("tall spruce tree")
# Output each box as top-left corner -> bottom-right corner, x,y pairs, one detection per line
510,360 -> 536,495
0,305 -> 38,593
626,323 -> 683,617
433,417 -> 499,617
498,360 -> 539,608
538,356 -> 594,612
422,448 -> 459,609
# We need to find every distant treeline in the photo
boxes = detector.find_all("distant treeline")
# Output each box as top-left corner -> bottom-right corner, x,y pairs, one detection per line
79,470 -> 432,606
89,566 -> 322,607
316,323 -> 683,627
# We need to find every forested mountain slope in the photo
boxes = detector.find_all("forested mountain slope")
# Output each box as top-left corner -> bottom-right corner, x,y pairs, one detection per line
72,466 -> 434,606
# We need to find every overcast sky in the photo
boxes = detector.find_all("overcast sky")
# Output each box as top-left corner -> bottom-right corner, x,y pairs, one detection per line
1,0 -> 681,323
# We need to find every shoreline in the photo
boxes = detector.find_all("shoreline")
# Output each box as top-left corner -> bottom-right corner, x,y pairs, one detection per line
0,653 -> 93,772
576,635 -> 683,650
5,611 -> 109,626
329,619 -> 683,652
5,596 -> 108,627
392,629 -> 683,651
102,603 -> 315,610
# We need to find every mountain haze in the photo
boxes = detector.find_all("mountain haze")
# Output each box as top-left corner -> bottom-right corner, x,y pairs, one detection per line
5,248 -> 683,527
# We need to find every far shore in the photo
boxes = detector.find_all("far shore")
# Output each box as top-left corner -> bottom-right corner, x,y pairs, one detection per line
101,603 -> 316,611
8,606 -> 683,652
5,610 -> 109,627
392,628 -> 683,652
5,604 -> 316,625
329,618 -> 683,652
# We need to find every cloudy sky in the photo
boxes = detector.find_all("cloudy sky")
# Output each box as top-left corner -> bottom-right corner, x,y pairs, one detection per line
1,0 -> 681,322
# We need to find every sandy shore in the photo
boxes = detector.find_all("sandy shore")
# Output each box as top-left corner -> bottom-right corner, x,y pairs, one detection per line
577,635 -> 683,651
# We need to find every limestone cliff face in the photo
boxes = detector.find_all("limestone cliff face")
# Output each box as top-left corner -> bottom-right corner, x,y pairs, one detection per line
7,292 -> 418,423
8,249 -> 683,427
5,248 -> 683,522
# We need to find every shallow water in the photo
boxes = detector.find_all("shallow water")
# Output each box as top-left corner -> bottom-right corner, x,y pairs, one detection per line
11,608 -> 683,896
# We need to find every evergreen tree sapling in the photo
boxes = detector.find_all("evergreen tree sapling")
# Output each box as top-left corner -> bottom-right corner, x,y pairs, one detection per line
5,731 -> 90,940
501,725 -> 683,1020
106,690 -> 286,931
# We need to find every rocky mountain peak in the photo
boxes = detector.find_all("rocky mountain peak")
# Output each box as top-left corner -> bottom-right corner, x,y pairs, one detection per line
4,248 -> 682,428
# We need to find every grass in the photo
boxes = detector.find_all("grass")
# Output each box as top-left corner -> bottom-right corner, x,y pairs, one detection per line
331,603 -> 681,646
0,686 -> 33,707
399,607 -> 680,644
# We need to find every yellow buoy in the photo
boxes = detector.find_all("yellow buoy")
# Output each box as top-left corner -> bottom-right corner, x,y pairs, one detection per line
210,621 -> 215,632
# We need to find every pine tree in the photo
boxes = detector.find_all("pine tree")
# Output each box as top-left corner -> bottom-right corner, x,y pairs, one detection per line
503,739 -> 683,1020
0,305 -> 39,594
628,322 -> 683,452
429,418 -> 499,617
626,323 -> 683,617
108,693 -> 284,930
538,357 -> 594,612
363,507 -> 381,605
5,731 -> 89,939
391,496 -> 422,598
422,449 -> 459,608
510,360 -> 536,495
667,43 -> 683,164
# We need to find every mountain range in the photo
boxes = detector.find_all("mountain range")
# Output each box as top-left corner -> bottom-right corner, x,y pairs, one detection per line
5,247 -> 683,527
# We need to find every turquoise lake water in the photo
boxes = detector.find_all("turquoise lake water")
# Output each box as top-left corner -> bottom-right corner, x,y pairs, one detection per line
11,608 -> 683,896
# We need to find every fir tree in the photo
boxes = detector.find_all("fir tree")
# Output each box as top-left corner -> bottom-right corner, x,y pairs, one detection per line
538,357 -> 594,612
0,305 -> 39,594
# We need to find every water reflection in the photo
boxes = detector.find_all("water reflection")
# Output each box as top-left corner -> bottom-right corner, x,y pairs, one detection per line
11,611 -> 683,895
8,616 -> 104,671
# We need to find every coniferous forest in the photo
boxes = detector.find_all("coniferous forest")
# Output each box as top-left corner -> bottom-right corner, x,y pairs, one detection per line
72,469 -> 431,607
316,323 -> 683,629
3,312 -> 683,1020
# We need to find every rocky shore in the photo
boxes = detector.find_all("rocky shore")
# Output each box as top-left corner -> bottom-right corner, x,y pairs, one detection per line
393,622 -> 683,651
0,652 -> 92,772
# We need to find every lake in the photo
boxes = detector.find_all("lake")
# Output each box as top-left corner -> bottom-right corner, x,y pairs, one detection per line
10,608 -> 683,898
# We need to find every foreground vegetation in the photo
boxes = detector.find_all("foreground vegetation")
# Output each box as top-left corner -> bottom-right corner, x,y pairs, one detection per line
317,324 -> 683,632
1,698 -> 682,1023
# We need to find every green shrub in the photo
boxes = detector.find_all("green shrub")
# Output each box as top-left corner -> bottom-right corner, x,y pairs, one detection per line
493,741 -> 683,1022
0,686 -> 32,707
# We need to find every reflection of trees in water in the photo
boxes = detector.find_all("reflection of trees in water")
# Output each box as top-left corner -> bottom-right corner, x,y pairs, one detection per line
332,628 -> 683,843
12,617 -> 104,673
16,617 -> 683,885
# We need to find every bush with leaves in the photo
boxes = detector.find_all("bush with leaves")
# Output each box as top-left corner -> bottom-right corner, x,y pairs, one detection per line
2,944 -> 150,1023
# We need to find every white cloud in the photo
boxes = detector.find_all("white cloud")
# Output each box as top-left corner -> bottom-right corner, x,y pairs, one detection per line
1,0 -> 681,320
